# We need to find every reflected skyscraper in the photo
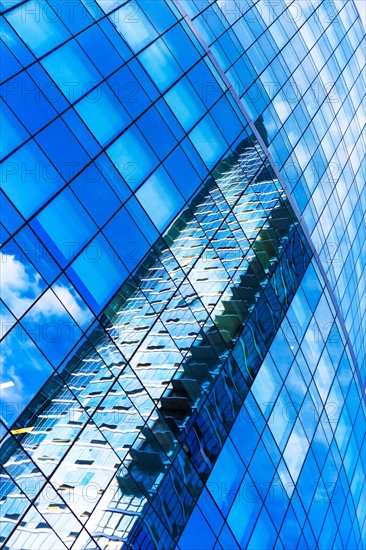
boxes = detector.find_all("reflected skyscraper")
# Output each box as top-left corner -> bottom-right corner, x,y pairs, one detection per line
0,1 -> 365,549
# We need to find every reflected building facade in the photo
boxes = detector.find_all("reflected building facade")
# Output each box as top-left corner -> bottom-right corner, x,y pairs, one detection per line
0,1 -> 365,549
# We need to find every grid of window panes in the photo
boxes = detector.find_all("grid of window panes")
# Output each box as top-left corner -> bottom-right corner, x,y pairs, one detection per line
176,258 -> 366,550
177,0 -> 366,381
1,134 -> 308,548
1,0 -> 364,432
1,0 -> 250,427
1,1 -> 365,549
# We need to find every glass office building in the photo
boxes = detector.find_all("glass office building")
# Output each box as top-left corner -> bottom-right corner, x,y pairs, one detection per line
0,0 -> 365,548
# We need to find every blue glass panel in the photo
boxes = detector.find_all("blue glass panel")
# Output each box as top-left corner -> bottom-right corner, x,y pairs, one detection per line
268,386 -> 295,451
98,17 -> 133,61
218,524 -> 240,549
6,0 -> 71,57
165,76 -> 206,132
251,354 -> 282,419
35,118 -> 90,181
139,0 -> 177,33
190,114 -> 228,166
197,488 -> 224,535
227,472 -> 263,548
1,141 -> 63,218
139,39 -> 182,92
283,421 -> 309,483
0,98 -> 29,159
107,61 -> 157,120
0,191 -> 25,235
125,196 -> 159,245
1,239 -> 47,318
14,224 -> 60,284
71,164 -> 121,227
31,187 -> 97,268
75,82 -> 131,146
178,506 -> 216,550
53,273 -> 93,332
41,40 -> 102,102
286,287 -> 312,337
269,328 -> 295,380
48,0 -> 97,34
210,100 -> 243,144
300,262 -> 323,310
94,153 -> 131,203
77,23 -> 125,77
164,22 -> 201,71
62,108 -> 101,158
136,167 -> 184,231
103,207 -> 150,271
249,440 -> 275,487
1,71 -> 57,135
0,223 -> 10,244
0,41 -> 22,82
21,287 -> 83,367
164,145 -> 201,201
0,299 -> 16,336
110,2 -> 158,52
178,0 -> 200,19
137,106 -> 177,160
27,62 -> 69,113
230,404 -> 261,465
156,98 -> 185,142
181,136 -> 207,181
247,506 -> 277,549
107,125 -> 159,190
67,234 -> 128,311
0,16 -> 35,67
279,506 -> 302,548
209,438 -> 245,514
188,61 -> 223,109
264,473 -> 289,531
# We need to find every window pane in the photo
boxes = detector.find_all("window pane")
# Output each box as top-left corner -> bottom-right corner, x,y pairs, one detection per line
137,105 -> 177,160
6,0 -> 70,57
164,145 -> 201,200
2,72 -> 57,135
77,23 -> 125,77
1,141 -> 63,218
189,114 -> 227,166
103,207 -> 150,271
139,39 -> 181,92
1,240 -> 47,318
71,164 -> 121,227
31,188 -> 97,268
136,166 -> 184,231
108,60 -> 158,120
110,3 -> 157,52
67,234 -> 128,310
165,76 -> 205,132
35,118 -> 90,181
0,98 -> 29,159
41,40 -> 102,102
107,125 -> 159,190
75,82 -> 131,146
1,329 -> 54,426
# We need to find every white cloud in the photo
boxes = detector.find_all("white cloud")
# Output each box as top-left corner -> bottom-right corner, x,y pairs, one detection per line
52,284 -> 90,325
1,253 -> 40,316
0,381 -> 15,390
1,253 -> 90,336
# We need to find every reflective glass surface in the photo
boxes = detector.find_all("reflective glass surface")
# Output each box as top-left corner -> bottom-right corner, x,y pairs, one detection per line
0,1 -> 364,549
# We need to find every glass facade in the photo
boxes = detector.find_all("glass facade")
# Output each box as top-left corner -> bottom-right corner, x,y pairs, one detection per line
0,1 -> 364,549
